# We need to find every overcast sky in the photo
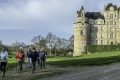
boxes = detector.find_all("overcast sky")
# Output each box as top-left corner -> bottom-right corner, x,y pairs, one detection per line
0,0 -> 120,45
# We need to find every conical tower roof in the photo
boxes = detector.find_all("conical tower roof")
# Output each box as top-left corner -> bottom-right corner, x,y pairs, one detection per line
77,5 -> 85,17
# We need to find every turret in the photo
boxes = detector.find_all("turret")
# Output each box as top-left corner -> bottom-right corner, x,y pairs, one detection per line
73,6 -> 88,56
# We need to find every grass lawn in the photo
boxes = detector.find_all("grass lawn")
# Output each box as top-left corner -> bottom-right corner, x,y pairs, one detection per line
5,51 -> 120,80
8,51 -> 120,68
47,51 -> 120,67
7,57 -> 17,69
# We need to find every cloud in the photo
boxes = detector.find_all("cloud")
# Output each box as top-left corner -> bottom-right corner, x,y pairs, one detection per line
0,0 -> 83,32
1,0 -> 120,44
82,0 -> 120,12
0,0 -> 120,31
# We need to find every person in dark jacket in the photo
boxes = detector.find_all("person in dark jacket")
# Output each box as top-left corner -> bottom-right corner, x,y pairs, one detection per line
31,48 -> 38,73
38,48 -> 47,69
26,47 -> 32,68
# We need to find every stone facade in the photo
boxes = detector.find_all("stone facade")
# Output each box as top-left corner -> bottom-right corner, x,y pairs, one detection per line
73,3 -> 120,56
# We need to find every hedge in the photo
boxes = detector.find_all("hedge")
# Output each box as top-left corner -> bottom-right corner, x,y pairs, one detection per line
87,45 -> 120,53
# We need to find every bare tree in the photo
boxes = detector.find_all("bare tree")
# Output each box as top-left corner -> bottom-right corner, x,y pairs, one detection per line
31,35 -> 46,50
12,41 -> 26,47
31,32 -> 74,56
69,35 -> 74,50
11,41 -> 26,51
46,32 -> 56,56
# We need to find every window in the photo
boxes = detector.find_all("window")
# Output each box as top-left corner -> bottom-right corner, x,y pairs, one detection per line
110,41 -> 113,45
82,42 -> 84,44
80,30 -> 84,35
115,22 -> 116,25
110,14 -> 113,19
101,34 -> 103,38
107,15 -> 108,18
81,13 -> 83,17
110,32 -> 113,39
110,27 -> 113,32
101,40 -> 103,45
110,27 -> 112,32
96,21 -> 97,24
110,21 -> 113,25
101,26 -> 103,31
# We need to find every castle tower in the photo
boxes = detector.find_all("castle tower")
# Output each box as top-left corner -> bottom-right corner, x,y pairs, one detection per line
73,6 -> 88,56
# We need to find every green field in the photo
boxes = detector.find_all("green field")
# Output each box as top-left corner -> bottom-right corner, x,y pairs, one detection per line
48,51 -> 120,61
8,51 -> 120,68
47,51 -> 120,67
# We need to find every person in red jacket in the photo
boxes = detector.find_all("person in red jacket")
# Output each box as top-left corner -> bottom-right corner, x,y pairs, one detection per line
16,47 -> 25,72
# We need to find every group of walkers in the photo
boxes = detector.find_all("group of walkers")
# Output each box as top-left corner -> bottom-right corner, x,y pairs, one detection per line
0,47 -> 47,77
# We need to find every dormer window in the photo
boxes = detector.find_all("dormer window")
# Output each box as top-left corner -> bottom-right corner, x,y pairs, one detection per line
110,6 -> 114,11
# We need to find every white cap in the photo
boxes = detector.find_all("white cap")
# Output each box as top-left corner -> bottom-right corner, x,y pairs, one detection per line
19,47 -> 23,50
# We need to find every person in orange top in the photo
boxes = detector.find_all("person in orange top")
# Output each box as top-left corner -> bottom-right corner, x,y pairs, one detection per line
16,47 -> 25,72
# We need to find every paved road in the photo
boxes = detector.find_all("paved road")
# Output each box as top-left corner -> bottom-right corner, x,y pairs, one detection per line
41,63 -> 120,80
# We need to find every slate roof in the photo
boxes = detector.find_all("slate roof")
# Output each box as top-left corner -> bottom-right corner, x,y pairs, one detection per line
118,7 -> 120,11
85,12 -> 104,20
105,3 -> 117,10
77,6 -> 84,17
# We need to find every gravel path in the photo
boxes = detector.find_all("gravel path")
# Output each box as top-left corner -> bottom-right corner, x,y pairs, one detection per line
41,63 -> 120,80
2,63 -> 120,80
0,65 -> 64,80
